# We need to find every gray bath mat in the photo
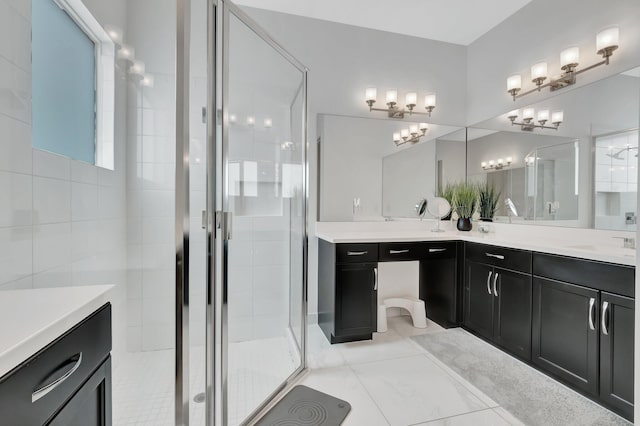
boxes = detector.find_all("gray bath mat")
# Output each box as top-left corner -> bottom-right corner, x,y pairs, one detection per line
255,385 -> 351,426
412,329 -> 630,426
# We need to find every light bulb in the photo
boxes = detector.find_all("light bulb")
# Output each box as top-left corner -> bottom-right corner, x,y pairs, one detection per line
497,158 -> 504,165
508,109 -> 519,119
365,87 -> 377,102
409,124 -> 418,135
405,92 -> 417,106
560,47 -> 580,69
386,90 -> 398,104
523,108 -> 535,120
506,75 -> 522,91
551,110 -> 564,124
596,27 -> 619,54
424,93 -> 436,108
537,109 -> 550,122
489,160 -> 495,166
531,62 -> 548,81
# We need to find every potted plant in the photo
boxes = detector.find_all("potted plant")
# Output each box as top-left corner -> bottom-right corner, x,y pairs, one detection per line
478,183 -> 501,222
452,183 -> 477,231
437,182 -> 455,220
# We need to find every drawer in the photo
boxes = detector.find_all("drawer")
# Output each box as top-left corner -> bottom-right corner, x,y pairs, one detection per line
336,243 -> 378,263
379,242 -> 425,261
533,253 -> 635,298
466,242 -> 531,273
0,304 -> 111,426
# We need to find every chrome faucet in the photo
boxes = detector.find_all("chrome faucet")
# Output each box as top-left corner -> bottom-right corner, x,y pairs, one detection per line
613,237 -> 636,249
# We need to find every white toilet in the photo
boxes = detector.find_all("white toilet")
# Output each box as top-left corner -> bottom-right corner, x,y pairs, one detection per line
377,296 -> 427,332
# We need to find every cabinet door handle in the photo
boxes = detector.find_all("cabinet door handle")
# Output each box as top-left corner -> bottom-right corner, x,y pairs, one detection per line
602,301 -> 609,336
373,267 -> 378,291
347,251 -> 368,256
32,352 -> 83,403
429,248 -> 446,253
486,271 -> 493,295
485,253 -> 505,260
389,249 -> 409,254
588,297 -> 596,331
493,272 -> 499,297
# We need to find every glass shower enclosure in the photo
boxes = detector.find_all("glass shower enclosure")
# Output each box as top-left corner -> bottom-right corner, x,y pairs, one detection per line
176,1 -> 308,424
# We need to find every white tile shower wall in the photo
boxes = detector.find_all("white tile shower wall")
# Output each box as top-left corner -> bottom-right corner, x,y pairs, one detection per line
0,0 -> 129,368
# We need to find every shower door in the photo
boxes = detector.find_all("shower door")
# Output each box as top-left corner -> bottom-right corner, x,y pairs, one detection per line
209,2 -> 308,425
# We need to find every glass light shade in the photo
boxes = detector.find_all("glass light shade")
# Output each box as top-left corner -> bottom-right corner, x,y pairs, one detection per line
596,27 -> 619,51
229,114 -> 237,123
365,87 -> 377,102
117,44 -> 134,61
409,124 -> 418,134
104,24 -> 123,45
531,62 -> 548,80
247,116 -> 255,125
424,94 -> 436,108
264,118 -> 272,128
489,160 -> 495,166
393,132 -> 401,142
400,129 -> 409,138
523,108 -> 535,120
497,158 -> 504,165
537,109 -> 550,122
481,162 -> 487,168
419,122 -> 428,131
386,90 -> 398,103
506,156 -> 513,163
551,110 -> 564,123
560,47 -> 580,67
130,60 -> 145,75
508,109 -> 519,119
141,74 -> 154,87
405,92 -> 417,105
507,75 -> 522,90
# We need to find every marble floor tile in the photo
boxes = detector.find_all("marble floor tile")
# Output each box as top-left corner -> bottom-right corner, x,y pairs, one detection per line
335,328 -> 423,365
299,366 -> 390,426
307,324 -> 346,369
492,407 -> 525,425
351,355 -> 488,425
414,408 -> 512,425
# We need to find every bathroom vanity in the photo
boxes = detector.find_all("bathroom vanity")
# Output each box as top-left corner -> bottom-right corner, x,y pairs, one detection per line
316,223 -> 635,420
0,286 -> 113,426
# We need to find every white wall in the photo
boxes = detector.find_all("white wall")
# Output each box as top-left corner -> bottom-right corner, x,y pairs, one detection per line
0,0 -> 129,363
466,0 -> 640,125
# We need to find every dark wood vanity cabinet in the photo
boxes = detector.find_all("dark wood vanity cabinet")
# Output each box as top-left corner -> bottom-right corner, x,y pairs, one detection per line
0,304 -> 112,426
464,243 -> 532,360
319,240 -> 378,343
532,253 -> 635,420
419,242 -> 461,328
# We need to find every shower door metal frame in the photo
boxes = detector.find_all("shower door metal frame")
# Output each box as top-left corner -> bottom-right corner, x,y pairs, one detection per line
208,1 -> 309,425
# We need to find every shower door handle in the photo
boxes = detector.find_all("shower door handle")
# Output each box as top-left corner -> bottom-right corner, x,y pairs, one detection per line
216,211 -> 233,240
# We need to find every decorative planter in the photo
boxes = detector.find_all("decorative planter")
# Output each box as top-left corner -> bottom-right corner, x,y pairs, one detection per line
457,217 -> 472,231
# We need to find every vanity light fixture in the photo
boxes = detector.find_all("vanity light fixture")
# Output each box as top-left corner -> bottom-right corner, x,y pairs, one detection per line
365,87 -> 436,119
392,123 -> 428,146
506,27 -> 620,101
507,108 -> 563,131
482,157 -> 513,170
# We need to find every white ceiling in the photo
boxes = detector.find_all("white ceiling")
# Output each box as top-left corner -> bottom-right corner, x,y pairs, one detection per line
234,0 -> 533,45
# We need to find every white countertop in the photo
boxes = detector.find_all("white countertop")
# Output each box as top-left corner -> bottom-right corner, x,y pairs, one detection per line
0,285 -> 113,378
315,221 -> 637,266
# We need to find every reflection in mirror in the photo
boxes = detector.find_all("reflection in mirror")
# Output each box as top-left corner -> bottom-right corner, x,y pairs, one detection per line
318,114 -> 462,221
468,65 -> 640,230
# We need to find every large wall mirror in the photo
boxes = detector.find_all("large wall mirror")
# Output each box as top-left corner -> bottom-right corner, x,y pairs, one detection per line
467,66 -> 640,230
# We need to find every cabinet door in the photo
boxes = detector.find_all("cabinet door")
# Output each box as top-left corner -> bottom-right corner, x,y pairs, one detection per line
465,261 -> 495,340
493,268 -> 532,360
532,277 -> 599,396
600,292 -> 634,420
49,357 -> 111,426
421,255 -> 457,327
335,263 -> 377,338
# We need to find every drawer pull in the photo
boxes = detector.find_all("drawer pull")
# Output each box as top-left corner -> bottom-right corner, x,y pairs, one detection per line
347,251 -> 368,256
602,301 -> 609,336
429,248 -> 446,253
486,271 -> 493,295
493,272 -> 499,297
485,253 -> 505,260
32,352 -> 83,403
588,298 -> 596,331
389,249 -> 410,254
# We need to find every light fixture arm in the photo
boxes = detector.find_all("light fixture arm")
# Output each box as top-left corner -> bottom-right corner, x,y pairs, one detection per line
509,117 -> 561,131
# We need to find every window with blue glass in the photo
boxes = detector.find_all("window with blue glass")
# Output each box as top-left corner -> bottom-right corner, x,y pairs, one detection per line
32,0 -> 97,164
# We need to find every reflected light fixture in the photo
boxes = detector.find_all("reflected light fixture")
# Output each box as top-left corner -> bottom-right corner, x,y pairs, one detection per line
365,87 -> 437,118
392,123 -> 428,146
506,26 -> 620,100
507,108 -> 563,131
482,157 -> 513,170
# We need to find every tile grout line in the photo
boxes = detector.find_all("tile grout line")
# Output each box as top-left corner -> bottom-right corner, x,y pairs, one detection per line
406,406 -> 508,426
344,361 -> 392,426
